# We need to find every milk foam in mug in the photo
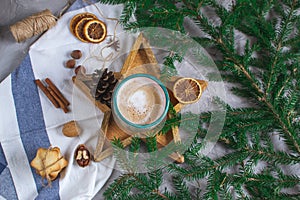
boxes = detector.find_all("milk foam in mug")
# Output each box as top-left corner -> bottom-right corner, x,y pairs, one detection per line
112,74 -> 170,135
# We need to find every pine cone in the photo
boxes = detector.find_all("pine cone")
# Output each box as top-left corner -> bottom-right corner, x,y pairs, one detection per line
90,68 -> 118,108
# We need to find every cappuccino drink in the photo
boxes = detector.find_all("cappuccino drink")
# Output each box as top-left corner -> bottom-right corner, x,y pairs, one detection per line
112,74 -> 169,134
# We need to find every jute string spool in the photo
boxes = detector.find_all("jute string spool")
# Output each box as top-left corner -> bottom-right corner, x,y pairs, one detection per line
10,9 -> 57,43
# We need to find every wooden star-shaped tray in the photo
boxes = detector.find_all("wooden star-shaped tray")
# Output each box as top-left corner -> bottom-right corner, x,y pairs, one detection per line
72,33 -> 208,163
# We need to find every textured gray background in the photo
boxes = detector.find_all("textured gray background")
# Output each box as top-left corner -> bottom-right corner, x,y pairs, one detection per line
1,0 -> 298,199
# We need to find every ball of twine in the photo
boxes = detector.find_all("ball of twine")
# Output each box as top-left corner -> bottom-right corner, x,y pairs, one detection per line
10,9 -> 57,43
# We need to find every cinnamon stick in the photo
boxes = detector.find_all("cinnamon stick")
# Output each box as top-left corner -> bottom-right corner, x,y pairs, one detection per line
45,78 -> 70,106
35,79 -> 60,108
48,87 -> 69,113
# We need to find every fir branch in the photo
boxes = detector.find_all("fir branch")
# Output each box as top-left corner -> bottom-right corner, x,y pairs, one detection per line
245,147 -> 300,165
244,174 -> 300,198
103,174 -> 136,199
146,136 -> 158,152
172,175 -> 192,199
158,103 -> 180,135
128,137 -> 140,172
148,169 -> 163,193
159,117 -> 180,135
203,170 -> 226,200
195,0 -> 300,154
133,174 -> 170,199
102,0 -> 300,198
120,0 -> 136,25
99,0 -> 129,5
112,138 -> 137,173
160,52 -> 181,83
263,99 -> 300,153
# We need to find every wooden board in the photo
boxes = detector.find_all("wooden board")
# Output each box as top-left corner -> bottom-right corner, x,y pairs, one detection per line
120,33 -> 159,76
73,33 -> 208,163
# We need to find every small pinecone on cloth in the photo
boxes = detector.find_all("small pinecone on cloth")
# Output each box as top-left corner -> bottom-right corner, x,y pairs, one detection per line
90,68 -> 118,108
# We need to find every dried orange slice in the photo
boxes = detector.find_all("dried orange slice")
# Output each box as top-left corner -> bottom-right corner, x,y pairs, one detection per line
83,19 -> 107,43
69,13 -> 97,36
173,78 -> 202,104
74,17 -> 94,42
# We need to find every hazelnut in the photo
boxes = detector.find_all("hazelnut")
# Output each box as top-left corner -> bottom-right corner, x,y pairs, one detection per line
71,50 -> 82,59
75,65 -> 86,75
75,144 -> 91,167
62,120 -> 81,137
66,59 -> 76,68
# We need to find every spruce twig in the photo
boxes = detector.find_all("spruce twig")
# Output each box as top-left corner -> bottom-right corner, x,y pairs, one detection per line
100,0 -> 300,199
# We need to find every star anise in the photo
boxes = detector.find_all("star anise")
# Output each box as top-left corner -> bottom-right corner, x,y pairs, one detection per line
107,37 -> 120,52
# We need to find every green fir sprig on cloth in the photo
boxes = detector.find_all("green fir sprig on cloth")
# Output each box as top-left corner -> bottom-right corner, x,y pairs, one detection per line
100,0 -> 300,199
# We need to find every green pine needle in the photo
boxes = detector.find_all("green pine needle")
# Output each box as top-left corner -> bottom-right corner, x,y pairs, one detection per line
101,0 -> 300,199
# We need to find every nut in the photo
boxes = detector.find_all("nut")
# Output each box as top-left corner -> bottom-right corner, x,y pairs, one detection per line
62,120 -> 81,137
71,50 -> 82,59
75,65 -> 86,75
66,59 -> 76,68
74,144 -> 91,167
